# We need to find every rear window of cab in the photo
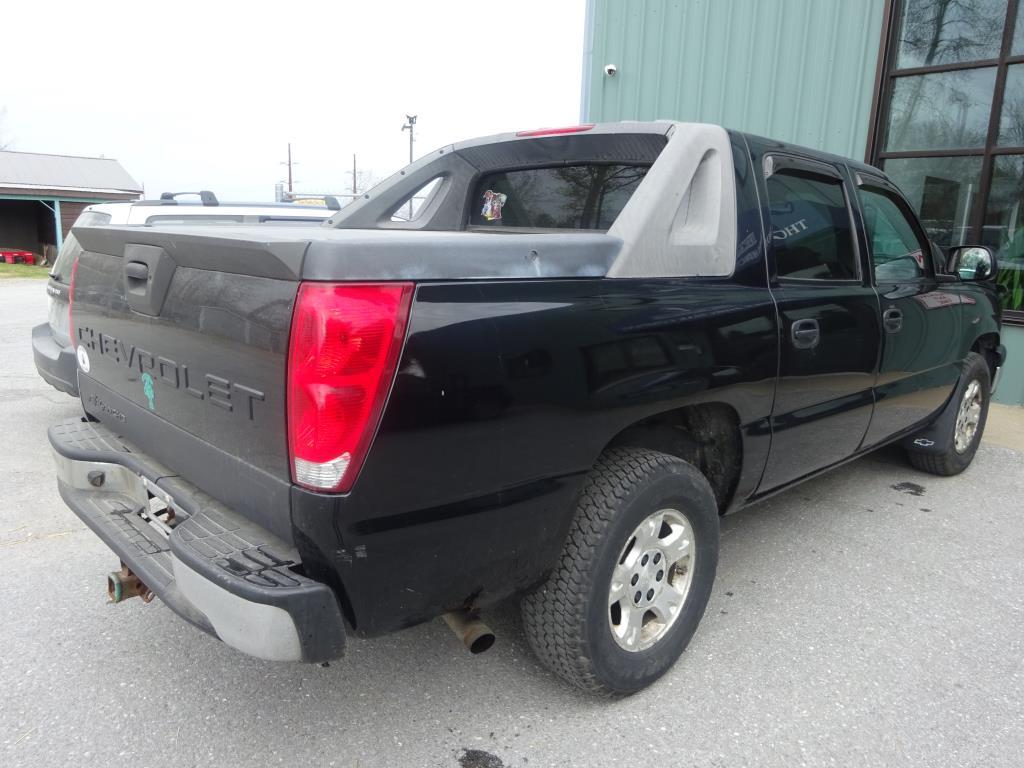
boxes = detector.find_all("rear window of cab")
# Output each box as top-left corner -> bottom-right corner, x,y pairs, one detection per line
469,163 -> 649,231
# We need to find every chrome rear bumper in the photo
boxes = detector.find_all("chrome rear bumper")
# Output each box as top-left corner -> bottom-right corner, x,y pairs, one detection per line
49,418 -> 346,662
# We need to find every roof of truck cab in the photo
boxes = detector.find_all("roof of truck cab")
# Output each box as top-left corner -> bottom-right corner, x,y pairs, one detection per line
734,129 -> 885,176
452,122 -> 882,176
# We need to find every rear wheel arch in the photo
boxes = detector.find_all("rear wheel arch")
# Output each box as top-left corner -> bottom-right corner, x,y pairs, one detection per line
602,403 -> 742,514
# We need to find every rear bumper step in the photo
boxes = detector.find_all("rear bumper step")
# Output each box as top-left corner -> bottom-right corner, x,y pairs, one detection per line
49,418 -> 345,663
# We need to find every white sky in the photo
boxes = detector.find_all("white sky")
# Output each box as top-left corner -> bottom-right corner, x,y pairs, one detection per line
2,0 -> 586,200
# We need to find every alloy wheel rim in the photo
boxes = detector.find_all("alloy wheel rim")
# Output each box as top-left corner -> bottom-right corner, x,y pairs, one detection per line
954,379 -> 983,454
608,508 -> 695,652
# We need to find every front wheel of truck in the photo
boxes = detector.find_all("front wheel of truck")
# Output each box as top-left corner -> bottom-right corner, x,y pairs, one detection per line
521,447 -> 719,696
908,351 -> 991,477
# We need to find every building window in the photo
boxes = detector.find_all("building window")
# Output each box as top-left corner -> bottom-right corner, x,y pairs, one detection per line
871,0 -> 1024,323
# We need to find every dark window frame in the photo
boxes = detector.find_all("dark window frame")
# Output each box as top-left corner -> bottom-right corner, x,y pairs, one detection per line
868,0 -> 1024,323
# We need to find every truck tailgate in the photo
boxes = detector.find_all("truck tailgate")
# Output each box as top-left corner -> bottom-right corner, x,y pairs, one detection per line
70,225 -> 304,540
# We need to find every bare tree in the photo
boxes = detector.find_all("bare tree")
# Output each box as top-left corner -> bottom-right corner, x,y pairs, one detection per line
354,169 -> 382,194
899,0 -> 1002,66
553,165 -> 648,228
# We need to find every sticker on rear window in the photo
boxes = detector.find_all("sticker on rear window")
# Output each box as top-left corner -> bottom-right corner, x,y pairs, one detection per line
481,190 -> 507,222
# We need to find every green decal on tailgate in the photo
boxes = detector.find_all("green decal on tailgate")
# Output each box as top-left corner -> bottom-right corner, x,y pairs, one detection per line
141,373 -> 156,411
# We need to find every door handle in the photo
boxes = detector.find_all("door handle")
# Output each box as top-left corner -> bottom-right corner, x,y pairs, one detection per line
124,261 -> 150,282
883,307 -> 903,333
790,318 -> 820,350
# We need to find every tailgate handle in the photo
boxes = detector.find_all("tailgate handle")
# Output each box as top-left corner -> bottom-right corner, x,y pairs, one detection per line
125,261 -> 150,282
122,245 -> 176,316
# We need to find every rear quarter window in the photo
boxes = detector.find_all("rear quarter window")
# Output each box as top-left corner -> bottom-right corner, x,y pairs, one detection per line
469,164 -> 648,230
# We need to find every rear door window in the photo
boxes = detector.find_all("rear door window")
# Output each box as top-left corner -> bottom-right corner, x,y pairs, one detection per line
469,164 -> 648,230
766,169 -> 859,281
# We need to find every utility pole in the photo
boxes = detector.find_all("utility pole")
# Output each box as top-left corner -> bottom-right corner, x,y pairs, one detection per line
281,143 -> 296,194
401,115 -> 417,219
352,154 -> 357,195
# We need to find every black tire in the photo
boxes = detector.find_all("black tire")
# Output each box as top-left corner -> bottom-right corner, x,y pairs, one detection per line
521,447 -> 719,696
908,351 -> 991,477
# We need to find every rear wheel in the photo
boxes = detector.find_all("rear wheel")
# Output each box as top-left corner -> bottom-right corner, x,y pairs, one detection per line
908,351 -> 990,476
521,447 -> 719,695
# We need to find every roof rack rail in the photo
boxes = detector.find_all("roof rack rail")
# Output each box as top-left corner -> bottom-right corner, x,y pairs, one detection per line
158,191 -> 219,206
281,192 -> 342,211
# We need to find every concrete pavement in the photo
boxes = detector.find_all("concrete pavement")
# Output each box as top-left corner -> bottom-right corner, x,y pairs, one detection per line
983,402 -> 1024,451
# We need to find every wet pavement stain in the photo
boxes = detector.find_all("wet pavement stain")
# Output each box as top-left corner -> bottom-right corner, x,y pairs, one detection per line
892,481 -> 926,497
459,749 -> 506,768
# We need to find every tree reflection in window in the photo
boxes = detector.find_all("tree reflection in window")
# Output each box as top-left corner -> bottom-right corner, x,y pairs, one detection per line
470,164 -> 649,230
551,165 -> 648,230
896,0 -> 1006,68
886,68 -> 996,150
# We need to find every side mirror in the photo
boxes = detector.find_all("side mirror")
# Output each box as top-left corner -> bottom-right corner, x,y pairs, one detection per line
947,245 -> 997,281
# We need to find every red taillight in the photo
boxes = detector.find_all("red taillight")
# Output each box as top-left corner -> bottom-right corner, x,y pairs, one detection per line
515,124 -> 595,137
286,282 -> 413,493
68,257 -> 79,349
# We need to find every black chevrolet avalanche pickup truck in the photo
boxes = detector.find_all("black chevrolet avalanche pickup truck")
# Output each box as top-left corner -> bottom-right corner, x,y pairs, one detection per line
49,123 -> 1005,695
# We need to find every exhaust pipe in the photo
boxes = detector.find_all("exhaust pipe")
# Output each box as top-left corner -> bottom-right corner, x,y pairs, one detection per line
107,563 -> 154,604
443,610 -> 495,654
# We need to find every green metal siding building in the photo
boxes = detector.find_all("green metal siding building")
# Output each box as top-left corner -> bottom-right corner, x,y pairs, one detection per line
583,0 -> 886,158
582,0 -> 1024,406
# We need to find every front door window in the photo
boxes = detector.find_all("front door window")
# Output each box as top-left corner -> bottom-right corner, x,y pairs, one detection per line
858,185 -> 930,281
